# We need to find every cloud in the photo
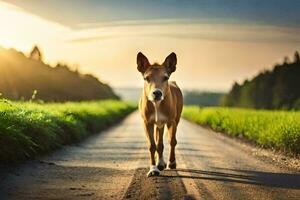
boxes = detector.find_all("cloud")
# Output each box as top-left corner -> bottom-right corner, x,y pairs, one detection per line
3,0 -> 300,30
66,20 -> 300,44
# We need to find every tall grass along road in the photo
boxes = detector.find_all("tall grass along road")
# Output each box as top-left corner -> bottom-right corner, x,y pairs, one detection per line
0,111 -> 299,200
0,100 -> 136,163
183,106 -> 300,155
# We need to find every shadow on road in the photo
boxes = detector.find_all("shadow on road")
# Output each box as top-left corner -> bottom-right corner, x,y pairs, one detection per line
160,168 -> 300,189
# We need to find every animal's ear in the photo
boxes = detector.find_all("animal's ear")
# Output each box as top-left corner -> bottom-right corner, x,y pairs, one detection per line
164,52 -> 177,74
137,52 -> 150,73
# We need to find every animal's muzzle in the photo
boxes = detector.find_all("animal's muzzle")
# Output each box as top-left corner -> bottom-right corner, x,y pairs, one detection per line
152,89 -> 163,101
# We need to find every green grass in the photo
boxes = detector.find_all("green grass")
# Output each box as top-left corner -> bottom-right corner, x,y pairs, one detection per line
182,106 -> 300,154
0,99 -> 136,163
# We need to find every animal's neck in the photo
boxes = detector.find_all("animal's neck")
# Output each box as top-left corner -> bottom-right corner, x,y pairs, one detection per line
153,101 -> 161,122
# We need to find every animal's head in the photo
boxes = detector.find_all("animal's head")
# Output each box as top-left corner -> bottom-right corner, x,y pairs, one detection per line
137,52 -> 177,102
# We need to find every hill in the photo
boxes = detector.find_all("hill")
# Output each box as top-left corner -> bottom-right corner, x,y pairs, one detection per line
114,87 -> 142,102
114,87 -> 225,106
183,91 -> 225,106
0,47 -> 118,101
222,51 -> 300,110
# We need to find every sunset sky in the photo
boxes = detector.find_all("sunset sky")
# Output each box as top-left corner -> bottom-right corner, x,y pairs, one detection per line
1,0 -> 300,91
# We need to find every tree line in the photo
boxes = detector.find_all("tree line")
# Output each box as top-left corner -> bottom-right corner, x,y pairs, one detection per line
0,46 -> 118,101
222,51 -> 300,110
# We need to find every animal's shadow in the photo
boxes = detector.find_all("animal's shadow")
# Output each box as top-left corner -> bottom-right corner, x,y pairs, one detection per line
159,168 -> 300,189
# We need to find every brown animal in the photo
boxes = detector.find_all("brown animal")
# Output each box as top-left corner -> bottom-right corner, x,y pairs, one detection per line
136,52 -> 183,177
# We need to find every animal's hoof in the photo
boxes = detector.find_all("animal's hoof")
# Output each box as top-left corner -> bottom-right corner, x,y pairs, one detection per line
157,164 -> 166,171
156,158 -> 167,171
147,170 -> 160,177
147,165 -> 160,177
168,160 -> 176,169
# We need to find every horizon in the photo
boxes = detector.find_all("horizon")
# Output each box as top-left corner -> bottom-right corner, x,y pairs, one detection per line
1,0 -> 300,91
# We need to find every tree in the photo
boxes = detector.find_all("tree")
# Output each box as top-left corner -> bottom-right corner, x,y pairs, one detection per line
283,56 -> 290,65
294,51 -> 300,63
222,82 -> 241,106
29,45 -> 43,61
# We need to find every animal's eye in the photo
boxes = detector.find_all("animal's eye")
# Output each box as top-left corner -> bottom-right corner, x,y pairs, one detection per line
163,76 -> 169,81
144,76 -> 150,82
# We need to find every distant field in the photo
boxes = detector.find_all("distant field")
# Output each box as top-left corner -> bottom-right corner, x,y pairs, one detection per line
0,100 -> 136,163
182,106 -> 300,154
183,91 -> 225,106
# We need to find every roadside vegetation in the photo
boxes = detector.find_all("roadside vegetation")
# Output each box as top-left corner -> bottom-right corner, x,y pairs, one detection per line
182,106 -> 300,154
0,99 -> 136,163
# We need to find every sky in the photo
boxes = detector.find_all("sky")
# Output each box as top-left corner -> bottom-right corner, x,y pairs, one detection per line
0,0 -> 300,91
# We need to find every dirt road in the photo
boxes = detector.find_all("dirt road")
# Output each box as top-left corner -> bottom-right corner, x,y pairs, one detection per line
0,112 -> 299,200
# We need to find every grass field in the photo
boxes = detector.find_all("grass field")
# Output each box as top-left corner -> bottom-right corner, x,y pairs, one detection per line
182,106 -> 300,154
0,99 -> 136,163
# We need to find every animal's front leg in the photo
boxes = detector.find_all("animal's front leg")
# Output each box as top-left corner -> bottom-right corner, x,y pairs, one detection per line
167,122 -> 177,169
143,122 -> 159,177
156,126 -> 166,171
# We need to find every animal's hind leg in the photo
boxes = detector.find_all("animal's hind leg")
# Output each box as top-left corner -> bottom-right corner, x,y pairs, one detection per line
144,122 -> 160,177
167,122 -> 177,169
155,126 -> 166,171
